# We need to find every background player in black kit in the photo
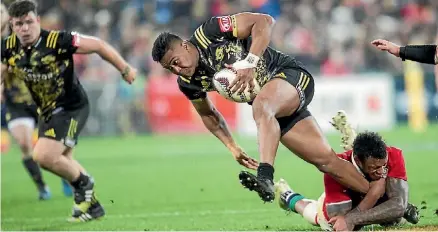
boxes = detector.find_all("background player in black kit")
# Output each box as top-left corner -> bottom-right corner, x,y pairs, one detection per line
1,2 -> 73,201
152,12 -> 379,203
1,0 -> 136,222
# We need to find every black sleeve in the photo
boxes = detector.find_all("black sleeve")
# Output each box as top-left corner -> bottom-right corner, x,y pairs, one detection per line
56,31 -> 79,54
1,38 -> 8,64
177,77 -> 207,101
1,37 -> 12,65
192,15 -> 238,47
399,45 -> 437,65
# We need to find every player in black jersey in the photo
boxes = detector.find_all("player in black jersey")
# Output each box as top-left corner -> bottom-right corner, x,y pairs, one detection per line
1,2 -> 73,200
152,12 -> 373,203
1,0 -> 136,221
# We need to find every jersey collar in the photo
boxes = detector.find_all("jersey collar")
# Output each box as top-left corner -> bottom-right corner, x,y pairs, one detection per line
351,152 -> 365,177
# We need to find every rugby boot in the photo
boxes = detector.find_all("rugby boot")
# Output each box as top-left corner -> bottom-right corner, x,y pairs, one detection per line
330,110 -> 357,151
275,178 -> 295,211
239,171 -> 275,202
62,179 -> 73,197
68,177 -> 97,222
69,200 -> 105,222
38,185 -> 51,200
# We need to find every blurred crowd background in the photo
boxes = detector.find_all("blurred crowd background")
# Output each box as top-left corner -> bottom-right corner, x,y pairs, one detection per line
1,0 -> 437,137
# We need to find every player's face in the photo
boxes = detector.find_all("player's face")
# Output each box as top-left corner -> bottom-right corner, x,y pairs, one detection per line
11,12 -> 41,46
359,157 -> 388,181
160,42 -> 197,77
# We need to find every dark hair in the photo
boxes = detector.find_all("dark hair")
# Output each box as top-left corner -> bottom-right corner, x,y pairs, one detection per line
8,0 -> 37,18
353,131 -> 387,162
152,32 -> 182,62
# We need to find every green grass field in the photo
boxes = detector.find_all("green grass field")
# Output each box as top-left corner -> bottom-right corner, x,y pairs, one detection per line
2,125 -> 438,231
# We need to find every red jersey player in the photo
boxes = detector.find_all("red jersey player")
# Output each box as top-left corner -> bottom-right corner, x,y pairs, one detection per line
275,111 -> 419,231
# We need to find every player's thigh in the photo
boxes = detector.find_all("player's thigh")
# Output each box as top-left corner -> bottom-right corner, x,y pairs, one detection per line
6,105 -> 36,148
7,118 -> 35,146
33,138 -> 67,163
253,69 -> 314,118
280,115 -> 336,166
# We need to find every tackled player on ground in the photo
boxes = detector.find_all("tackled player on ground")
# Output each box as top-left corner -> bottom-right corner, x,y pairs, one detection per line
275,111 -> 420,231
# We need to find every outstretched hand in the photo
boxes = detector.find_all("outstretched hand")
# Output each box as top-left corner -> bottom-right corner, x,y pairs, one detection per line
230,147 -> 259,170
371,39 -> 401,57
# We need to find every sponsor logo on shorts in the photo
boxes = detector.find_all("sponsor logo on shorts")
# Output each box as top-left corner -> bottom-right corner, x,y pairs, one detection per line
44,128 -> 56,138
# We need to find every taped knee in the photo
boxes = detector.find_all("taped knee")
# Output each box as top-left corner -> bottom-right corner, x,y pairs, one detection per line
302,200 -> 319,226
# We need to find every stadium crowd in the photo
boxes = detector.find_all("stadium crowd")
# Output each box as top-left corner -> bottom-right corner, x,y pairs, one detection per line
1,0 -> 437,135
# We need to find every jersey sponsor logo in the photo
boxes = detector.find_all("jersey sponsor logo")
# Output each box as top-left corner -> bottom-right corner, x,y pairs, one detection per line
218,16 -> 233,32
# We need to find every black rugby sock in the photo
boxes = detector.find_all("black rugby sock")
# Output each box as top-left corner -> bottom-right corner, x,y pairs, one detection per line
257,162 -> 274,181
22,157 -> 45,189
70,172 -> 89,189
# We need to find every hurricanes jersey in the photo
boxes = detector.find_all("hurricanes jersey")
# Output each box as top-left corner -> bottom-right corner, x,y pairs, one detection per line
1,32 -> 34,107
178,15 -> 306,100
1,30 -> 88,118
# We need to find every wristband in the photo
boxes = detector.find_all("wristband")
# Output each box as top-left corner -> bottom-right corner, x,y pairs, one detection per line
245,53 -> 260,66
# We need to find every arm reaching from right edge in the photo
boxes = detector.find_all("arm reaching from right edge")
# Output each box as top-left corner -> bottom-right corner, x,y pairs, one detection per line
371,39 -> 437,65
191,97 -> 259,170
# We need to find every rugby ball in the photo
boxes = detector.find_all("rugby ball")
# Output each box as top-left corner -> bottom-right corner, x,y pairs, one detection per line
212,69 -> 261,103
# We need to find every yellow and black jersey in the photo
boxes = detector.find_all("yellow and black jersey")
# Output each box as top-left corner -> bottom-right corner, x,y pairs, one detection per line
178,15 -> 307,101
1,32 -> 35,107
3,69 -> 35,106
1,30 -> 88,118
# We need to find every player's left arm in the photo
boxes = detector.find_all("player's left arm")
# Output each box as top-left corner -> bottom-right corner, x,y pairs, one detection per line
59,32 -> 136,84
344,148 -> 408,226
344,177 -> 408,226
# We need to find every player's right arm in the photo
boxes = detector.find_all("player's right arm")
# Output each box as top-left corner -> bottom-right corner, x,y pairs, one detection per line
179,82 -> 258,170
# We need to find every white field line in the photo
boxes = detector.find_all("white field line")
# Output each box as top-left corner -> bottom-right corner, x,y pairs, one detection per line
1,208 -> 277,223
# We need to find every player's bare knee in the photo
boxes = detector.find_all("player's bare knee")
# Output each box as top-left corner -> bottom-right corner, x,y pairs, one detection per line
32,147 -> 55,167
252,95 -> 275,124
16,137 -> 32,155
